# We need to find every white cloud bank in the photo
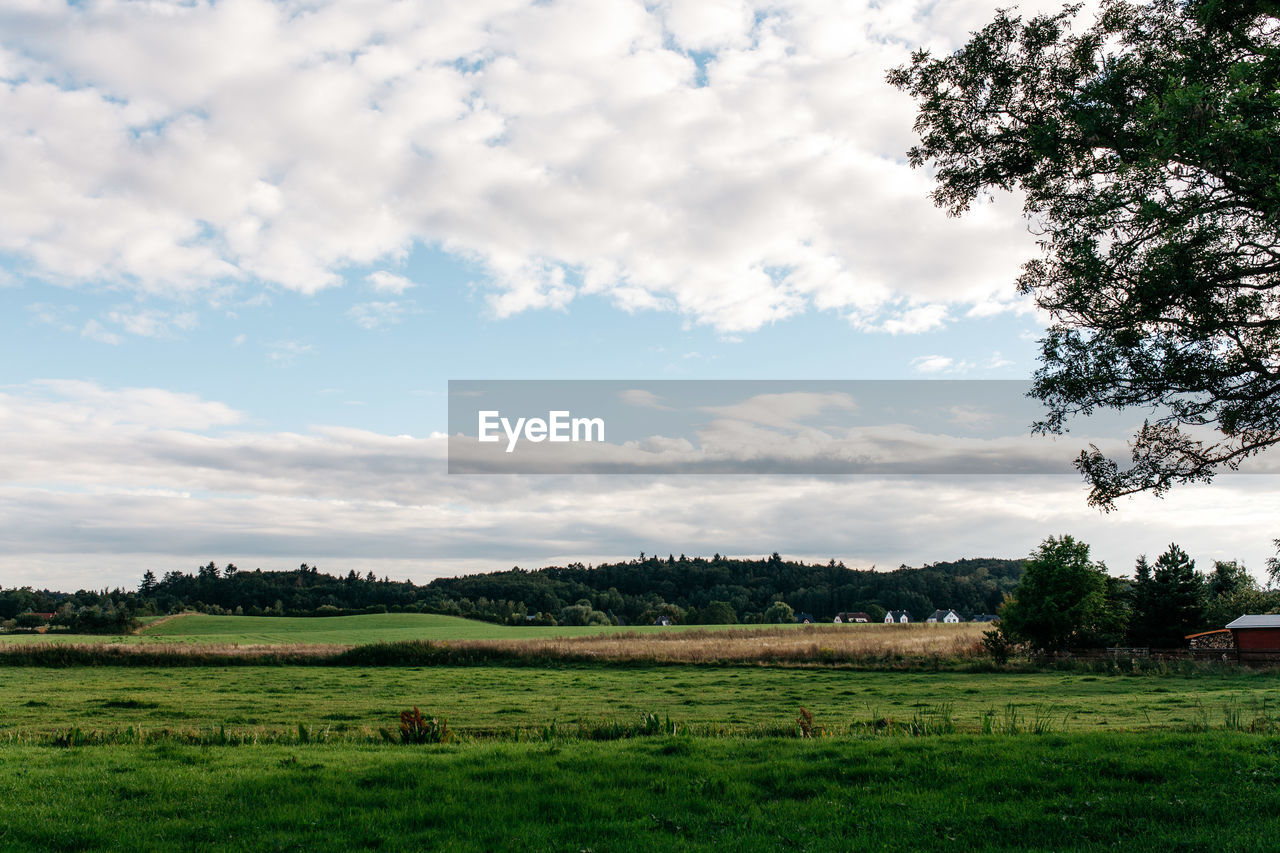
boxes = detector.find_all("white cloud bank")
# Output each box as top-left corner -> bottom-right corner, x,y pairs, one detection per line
0,0 -> 1071,334
2,380 -> 1276,591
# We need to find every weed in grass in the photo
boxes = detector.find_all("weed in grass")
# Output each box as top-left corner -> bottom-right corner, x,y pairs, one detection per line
397,707 -> 450,744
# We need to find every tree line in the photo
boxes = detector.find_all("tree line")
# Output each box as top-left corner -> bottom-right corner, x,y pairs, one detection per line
992,535 -> 1280,654
1,554 -> 1025,630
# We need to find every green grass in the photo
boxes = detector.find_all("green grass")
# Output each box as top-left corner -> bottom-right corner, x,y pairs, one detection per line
1,733 -> 1277,850
0,612 -> 801,645
2,664 -> 1277,738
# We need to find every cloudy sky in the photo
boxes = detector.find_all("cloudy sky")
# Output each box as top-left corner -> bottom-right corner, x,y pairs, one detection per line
3,0 -> 1276,591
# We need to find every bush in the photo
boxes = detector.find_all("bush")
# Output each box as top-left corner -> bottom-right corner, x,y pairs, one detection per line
981,626 -> 1014,665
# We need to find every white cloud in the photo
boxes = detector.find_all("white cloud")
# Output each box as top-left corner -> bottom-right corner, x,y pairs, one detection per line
985,351 -> 1014,370
347,300 -> 409,330
0,0 -> 1071,333
911,354 -> 953,374
266,340 -> 314,366
103,307 -> 198,338
702,392 -> 856,431
620,389 -> 671,410
878,303 -> 949,335
946,405 -> 995,428
366,271 -> 415,294
80,319 -> 122,345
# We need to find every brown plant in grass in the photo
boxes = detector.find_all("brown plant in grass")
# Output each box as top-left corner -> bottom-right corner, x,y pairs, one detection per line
399,707 -> 449,744
796,706 -> 814,738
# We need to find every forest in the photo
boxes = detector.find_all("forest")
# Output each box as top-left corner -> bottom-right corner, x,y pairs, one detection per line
0,553 -> 1024,630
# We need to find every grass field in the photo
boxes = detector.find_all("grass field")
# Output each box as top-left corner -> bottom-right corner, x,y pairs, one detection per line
0,612 -> 821,646
6,616 -> 1279,850
3,664 -> 1277,739
1,734 -> 1277,850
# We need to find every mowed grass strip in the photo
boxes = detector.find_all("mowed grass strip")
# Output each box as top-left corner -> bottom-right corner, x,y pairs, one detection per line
0,612 -> 817,646
2,665 -> 1277,737
1,734 -> 1277,851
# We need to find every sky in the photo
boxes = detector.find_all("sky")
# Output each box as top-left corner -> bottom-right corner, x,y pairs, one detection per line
2,0 -> 1277,592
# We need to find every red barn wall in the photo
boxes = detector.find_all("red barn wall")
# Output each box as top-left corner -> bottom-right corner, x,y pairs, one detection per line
1231,628 -> 1280,650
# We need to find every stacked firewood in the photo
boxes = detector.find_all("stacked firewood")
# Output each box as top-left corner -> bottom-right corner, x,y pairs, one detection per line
1188,630 -> 1234,649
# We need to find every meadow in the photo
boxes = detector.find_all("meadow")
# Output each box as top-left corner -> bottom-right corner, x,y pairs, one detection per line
1,734 -> 1278,850
2,662 -> 1278,739
4,616 -> 1280,850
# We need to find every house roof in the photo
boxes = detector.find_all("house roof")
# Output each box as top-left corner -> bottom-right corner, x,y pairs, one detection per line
1226,615 -> 1280,629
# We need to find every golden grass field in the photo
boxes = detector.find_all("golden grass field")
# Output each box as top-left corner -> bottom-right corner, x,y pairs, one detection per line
440,621 -> 989,663
0,619 -> 989,665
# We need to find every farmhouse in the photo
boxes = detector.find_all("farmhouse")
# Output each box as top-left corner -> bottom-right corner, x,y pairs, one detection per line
834,612 -> 871,623
885,610 -> 911,623
1225,615 -> 1280,649
795,612 -> 816,624
926,609 -> 961,623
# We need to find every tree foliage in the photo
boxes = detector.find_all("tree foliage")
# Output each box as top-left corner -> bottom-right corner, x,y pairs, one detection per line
1130,543 -> 1206,646
1,555 -> 1025,630
999,535 -> 1124,650
890,0 -> 1280,508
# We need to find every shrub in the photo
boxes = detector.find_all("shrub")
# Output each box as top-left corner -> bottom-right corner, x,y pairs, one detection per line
981,626 -> 1014,665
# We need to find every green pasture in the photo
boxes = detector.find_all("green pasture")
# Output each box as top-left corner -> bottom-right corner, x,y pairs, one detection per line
1,733 -> 1277,851
3,664 -> 1278,738
0,612 -> 804,645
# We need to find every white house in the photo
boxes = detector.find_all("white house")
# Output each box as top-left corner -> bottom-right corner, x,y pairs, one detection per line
926,609 -> 962,623
885,610 -> 911,623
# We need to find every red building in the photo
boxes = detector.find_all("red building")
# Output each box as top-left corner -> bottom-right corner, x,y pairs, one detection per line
1226,615 -> 1280,650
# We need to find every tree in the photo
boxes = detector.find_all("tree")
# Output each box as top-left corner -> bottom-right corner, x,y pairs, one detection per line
762,600 -> 795,624
139,570 -> 157,594
1207,559 -> 1256,599
700,600 -> 738,624
558,601 -> 611,626
1205,585 -> 1280,627
1146,543 -> 1206,645
889,1 -> 1280,508
1268,539 -> 1280,587
1127,555 -> 1160,646
999,535 -> 1120,650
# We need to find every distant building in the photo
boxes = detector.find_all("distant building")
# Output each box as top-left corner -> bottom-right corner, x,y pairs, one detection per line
885,610 -> 912,624
795,612 -> 816,624
926,609 -> 962,623
834,612 -> 871,623
653,616 -> 672,627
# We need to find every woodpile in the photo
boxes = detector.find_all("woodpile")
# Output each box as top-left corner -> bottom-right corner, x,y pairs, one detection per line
1187,629 -> 1234,650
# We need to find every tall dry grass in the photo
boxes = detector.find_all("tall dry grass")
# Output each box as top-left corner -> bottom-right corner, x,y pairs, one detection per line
447,622 -> 990,664
0,623 -> 990,667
